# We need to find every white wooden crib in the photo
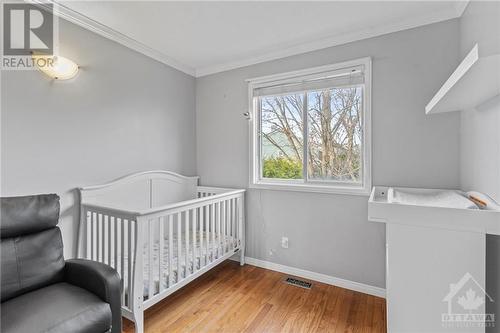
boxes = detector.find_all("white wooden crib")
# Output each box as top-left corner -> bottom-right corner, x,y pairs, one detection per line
77,170 -> 245,333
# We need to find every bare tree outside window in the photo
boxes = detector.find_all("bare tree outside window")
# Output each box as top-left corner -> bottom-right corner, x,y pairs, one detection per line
260,86 -> 363,183
261,94 -> 304,179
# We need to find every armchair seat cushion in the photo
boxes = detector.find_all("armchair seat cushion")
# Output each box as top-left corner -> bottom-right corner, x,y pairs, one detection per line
1,282 -> 112,333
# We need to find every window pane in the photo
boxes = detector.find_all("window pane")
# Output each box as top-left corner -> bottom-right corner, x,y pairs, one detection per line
260,94 -> 304,180
307,86 -> 363,182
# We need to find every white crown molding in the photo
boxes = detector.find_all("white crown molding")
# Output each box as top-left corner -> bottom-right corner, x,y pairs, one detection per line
28,0 -> 196,77
235,256 -> 386,298
195,5 -> 464,77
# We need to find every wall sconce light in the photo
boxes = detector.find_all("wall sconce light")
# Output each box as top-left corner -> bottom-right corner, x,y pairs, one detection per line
32,54 -> 79,80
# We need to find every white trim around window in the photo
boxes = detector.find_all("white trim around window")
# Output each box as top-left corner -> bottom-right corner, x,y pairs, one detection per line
247,57 -> 372,196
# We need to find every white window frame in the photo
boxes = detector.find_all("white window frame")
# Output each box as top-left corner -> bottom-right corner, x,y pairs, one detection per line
247,57 -> 372,196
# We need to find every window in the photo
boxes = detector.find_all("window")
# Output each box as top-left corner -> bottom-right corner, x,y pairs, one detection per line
248,58 -> 371,195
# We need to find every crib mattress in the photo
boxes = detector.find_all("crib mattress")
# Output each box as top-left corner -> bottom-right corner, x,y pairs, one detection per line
116,231 -> 238,299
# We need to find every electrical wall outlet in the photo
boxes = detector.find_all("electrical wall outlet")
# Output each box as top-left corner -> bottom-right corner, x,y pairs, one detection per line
281,236 -> 289,249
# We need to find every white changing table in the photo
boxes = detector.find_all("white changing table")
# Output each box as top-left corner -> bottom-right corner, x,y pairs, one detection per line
368,187 -> 500,333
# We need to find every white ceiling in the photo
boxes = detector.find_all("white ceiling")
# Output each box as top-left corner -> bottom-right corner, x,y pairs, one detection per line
56,1 -> 468,76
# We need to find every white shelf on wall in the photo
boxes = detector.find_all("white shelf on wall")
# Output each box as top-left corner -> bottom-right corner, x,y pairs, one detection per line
425,44 -> 500,114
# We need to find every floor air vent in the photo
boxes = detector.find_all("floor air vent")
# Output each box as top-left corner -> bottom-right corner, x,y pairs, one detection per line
284,277 -> 312,289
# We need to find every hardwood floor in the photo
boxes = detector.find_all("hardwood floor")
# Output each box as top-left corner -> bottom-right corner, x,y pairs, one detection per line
122,260 -> 386,333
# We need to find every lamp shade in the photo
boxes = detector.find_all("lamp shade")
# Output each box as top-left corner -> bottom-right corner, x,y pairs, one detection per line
34,55 -> 79,80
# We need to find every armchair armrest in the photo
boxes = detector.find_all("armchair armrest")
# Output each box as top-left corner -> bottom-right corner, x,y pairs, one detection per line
65,259 -> 122,333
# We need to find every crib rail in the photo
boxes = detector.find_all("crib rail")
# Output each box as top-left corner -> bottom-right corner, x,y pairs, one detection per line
138,188 -> 244,309
78,186 -> 245,326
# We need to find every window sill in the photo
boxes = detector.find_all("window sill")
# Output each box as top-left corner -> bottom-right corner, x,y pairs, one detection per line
249,181 -> 371,196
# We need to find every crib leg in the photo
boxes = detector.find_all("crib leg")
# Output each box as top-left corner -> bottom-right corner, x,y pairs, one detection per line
239,247 -> 245,266
133,310 -> 144,333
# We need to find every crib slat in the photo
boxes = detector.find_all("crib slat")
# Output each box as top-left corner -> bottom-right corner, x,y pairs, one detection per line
205,205 -> 210,263
214,203 -> 218,259
90,212 -> 97,260
227,200 -> 231,250
192,209 -> 197,272
205,206 -> 209,266
203,206 -> 207,263
232,200 -> 236,248
98,214 -> 102,262
159,217 -> 165,293
95,212 -> 99,260
108,216 -> 112,265
127,220 -> 133,308
120,219 -> 125,306
148,219 -> 154,300
103,215 -> 106,264
199,206 -> 204,266
101,214 -> 106,263
185,210 -> 190,276
113,217 -> 118,270
226,201 -> 230,249
177,212 -> 182,281
89,211 -> 94,260
222,201 -> 227,254
234,198 -> 238,247
232,198 -> 236,249
206,206 -> 209,265
168,215 -> 174,287
93,213 -> 97,261
210,204 -> 215,262
217,202 -> 221,258
92,211 -> 96,260
96,214 -> 101,261
233,198 -> 238,247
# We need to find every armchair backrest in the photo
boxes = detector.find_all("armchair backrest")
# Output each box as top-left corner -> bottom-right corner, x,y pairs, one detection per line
1,194 -> 65,302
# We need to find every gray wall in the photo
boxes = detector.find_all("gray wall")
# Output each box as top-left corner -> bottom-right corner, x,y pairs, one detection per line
196,19 -> 461,288
459,1 -> 500,202
458,2 -> 500,330
0,19 -> 197,258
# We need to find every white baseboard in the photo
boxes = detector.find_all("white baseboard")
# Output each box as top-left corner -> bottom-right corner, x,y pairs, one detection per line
235,256 -> 386,298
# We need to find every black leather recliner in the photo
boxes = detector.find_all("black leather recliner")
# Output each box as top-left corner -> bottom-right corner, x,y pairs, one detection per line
0,194 -> 122,333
